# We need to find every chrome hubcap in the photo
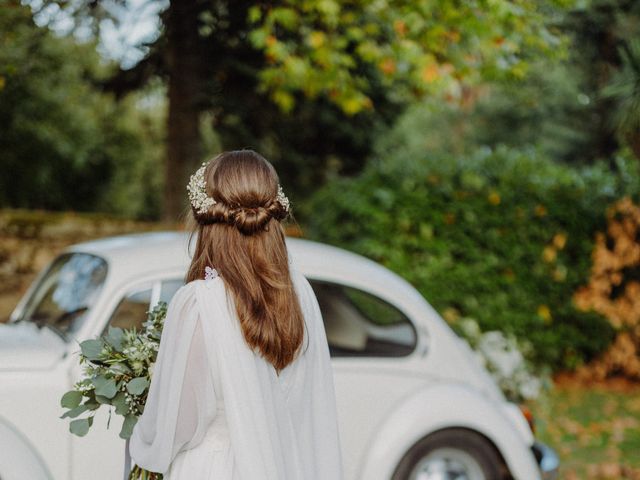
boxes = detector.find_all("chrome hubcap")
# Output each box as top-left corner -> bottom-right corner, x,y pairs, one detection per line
409,448 -> 485,480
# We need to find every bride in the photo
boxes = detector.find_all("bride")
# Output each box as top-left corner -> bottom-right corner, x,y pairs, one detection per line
128,149 -> 344,479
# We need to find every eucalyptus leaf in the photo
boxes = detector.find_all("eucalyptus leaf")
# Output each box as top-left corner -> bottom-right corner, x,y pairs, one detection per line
105,327 -> 124,351
112,391 -> 129,416
126,377 -> 150,395
119,414 -> 138,439
60,390 -> 83,409
93,376 -> 118,399
60,404 -> 88,419
110,363 -> 132,375
80,339 -> 104,360
95,394 -> 112,404
69,418 -> 91,437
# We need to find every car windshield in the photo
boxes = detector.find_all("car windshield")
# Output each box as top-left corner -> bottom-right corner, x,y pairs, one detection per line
16,253 -> 108,340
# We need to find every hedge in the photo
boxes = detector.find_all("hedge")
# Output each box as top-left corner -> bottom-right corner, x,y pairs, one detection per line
302,146 -> 639,371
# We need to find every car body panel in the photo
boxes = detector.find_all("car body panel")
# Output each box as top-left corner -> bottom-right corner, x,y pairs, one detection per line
0,321 -> 66,371
0,366 -> 69,480
358,382 -> 539,480
1,232 -> 549,480
0,417 -> 54,480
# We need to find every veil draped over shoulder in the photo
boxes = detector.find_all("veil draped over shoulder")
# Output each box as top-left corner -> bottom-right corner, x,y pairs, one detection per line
128,267 -> 344,480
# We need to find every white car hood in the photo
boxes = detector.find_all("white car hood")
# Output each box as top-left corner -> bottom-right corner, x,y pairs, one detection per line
0,322 -> 67,371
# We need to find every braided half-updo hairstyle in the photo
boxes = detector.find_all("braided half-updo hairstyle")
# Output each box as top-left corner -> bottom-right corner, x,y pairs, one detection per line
185,149 -> 306,375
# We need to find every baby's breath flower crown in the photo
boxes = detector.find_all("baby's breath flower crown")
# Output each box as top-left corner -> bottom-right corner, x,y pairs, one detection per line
186,162 -> 216,215
186,161 -> 290,216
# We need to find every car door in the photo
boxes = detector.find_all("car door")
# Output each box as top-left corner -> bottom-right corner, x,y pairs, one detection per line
70,277 -> 183,480
307,279 -> 429,480
72,275 -> 425,480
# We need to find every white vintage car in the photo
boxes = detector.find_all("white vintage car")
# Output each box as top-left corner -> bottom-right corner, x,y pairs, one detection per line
0,232 -> 558,480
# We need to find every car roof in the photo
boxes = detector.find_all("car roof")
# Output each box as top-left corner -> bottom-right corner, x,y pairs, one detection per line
68,231 -> 427,310
69,231 -> 193,273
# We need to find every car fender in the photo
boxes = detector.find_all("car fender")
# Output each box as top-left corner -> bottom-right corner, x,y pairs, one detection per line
0,416 -> 53,480
357,382 -> 540,480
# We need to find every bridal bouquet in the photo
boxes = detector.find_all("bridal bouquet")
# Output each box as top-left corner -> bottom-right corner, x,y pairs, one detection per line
60,302 -> 168,480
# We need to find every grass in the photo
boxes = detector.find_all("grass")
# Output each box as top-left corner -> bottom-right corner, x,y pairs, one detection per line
529,376 -> 640,479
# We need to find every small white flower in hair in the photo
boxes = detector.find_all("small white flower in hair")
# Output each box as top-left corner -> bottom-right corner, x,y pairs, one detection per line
187,162 -> 217,215
276,184 -> 290,213
186,160 -> 290,217
204,266 -> 219,283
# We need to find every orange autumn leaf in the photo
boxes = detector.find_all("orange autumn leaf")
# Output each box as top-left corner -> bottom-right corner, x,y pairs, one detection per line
553,232 -> 568,249
487,190 -> 501,205
574,197 -> 640,380
393,19 -> 407,37
534,204 -> 547,217
422,64 -> 439,83
379,58 -> 396,75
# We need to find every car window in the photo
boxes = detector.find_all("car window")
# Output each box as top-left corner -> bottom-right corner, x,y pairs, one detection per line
107,279 -> 185,333
159,279 -> 184,304
105,277 -> 416,358
108,287 -> 153,331
17,253 -> 108,339
309,280 -> 417,357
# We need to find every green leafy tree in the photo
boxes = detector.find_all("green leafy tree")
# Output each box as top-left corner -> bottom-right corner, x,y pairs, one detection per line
561,0 -> 640,162
246,0 -> 570,113
387,0 -> 640,169
601,37 -> 640,159
0,2 -> 165,216
38,0 -> 572,219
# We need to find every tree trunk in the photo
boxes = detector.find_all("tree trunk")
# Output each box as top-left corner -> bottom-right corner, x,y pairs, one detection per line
163,0 -> 206,221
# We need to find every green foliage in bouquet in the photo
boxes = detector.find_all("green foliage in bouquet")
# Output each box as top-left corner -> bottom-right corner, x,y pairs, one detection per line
59,302 -> 167,479
128,466 -> 162,480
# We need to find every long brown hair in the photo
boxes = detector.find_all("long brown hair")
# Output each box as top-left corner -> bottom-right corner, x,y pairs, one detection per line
185,149 -> 305,375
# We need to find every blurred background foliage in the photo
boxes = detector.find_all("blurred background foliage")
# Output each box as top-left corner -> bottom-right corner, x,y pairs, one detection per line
1,0 -> 640,379
5,0 -> 573,218
0,3 -> 166,218
304,137 -> 637,372
3,1 -> 640,476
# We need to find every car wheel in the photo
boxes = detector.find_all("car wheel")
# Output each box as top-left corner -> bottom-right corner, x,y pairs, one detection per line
392,428 -> 506,480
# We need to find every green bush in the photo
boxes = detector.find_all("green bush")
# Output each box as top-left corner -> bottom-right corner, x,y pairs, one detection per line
0,4 -> 164,219
302,146 -> 640,371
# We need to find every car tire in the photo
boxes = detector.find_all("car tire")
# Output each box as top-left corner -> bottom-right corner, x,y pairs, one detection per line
391,428 -> 507,480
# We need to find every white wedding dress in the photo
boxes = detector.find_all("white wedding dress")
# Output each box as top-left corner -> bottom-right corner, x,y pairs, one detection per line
128,266 -> 343,480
